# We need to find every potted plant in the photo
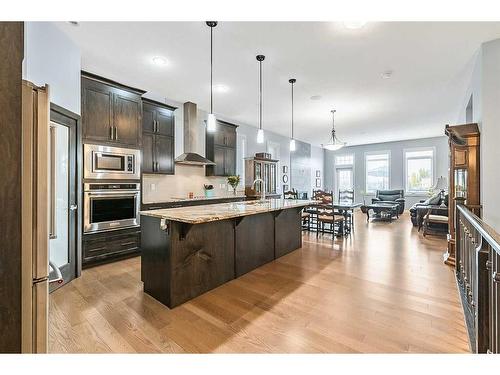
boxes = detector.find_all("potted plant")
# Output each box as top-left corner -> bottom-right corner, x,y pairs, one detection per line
204,184 -> 214,198
227,175 -> 241,196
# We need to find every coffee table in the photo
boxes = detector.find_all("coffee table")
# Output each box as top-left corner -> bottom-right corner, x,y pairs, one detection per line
362,202 -> 399,222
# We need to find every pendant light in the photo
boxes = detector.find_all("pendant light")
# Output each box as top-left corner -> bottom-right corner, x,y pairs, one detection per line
206,21 -> 217,132
256,55 -> 265,144
322,109 -> 346,151
289,78 -> 296,151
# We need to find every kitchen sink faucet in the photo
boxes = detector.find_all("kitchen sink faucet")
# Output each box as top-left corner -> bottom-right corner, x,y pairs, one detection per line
251,178 -> 266,201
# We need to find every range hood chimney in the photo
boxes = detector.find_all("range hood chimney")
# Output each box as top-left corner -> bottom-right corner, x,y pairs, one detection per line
174,102 -> 216,166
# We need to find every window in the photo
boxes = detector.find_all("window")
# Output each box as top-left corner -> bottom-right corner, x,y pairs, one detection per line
365,152 -> 390,193
334,154 -> 354,192
335,154 -> 354,166
404,149 -> 434,193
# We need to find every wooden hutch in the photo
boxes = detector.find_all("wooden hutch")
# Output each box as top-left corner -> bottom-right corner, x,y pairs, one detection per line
444,123 -> 481,266
244,154 -> 280,198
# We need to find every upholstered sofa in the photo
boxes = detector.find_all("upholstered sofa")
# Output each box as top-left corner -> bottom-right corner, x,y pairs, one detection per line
371,189 -> 405,215
409,193 -> 448,227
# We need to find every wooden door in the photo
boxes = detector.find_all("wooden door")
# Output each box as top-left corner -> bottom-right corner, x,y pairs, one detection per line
142,103 -> 155,134
113,92 -> 141,147
142,132 -> 155,174
82,78 -> 113,143
155,135 -> 174,174
213,145 -> 225,176
156,108 -> 174,136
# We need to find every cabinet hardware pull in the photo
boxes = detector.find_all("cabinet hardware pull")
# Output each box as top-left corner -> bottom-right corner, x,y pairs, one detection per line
49,125 -> 57,240
155,120 -> 158,133
493,272 -> 500,284
114,126 -> 118,141
120,241 -> 137,247
110,126 -> 113,140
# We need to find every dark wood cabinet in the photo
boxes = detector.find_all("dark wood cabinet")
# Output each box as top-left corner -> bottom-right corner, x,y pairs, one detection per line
141,98 -> 176,175
445,123 -> 481,267
206,120 -> 238,176
81,72 -> 145,148
82,227 -> 141,267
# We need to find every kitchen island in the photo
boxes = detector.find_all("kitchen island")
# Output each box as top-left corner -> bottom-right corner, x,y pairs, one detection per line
140,199 -> 313,308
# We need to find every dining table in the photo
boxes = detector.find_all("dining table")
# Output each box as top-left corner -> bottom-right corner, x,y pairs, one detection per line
305,200 -> 362,235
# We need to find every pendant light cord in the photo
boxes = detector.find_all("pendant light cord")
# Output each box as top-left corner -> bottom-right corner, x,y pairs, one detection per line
259,60 -> 262,130
210,25 -> 213,114
291,81 -> 294,139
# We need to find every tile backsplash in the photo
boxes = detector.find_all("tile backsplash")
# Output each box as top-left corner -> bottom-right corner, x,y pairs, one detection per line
142,164 -> 242,203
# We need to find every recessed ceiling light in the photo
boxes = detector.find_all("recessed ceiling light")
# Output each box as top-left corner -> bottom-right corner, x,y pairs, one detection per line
381,70 -> 393,79
310,95 -> 322,101
152,56 -> 168,66
343,21 -> 367,30
213,84 -> 229,93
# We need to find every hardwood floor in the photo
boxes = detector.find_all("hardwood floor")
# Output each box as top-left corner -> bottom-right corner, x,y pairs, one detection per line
49,212 -> 469,353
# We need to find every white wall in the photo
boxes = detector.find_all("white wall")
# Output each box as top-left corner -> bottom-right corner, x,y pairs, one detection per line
324,136 -> 449,208
23,22 -> 81,115
457,39 -> 500,231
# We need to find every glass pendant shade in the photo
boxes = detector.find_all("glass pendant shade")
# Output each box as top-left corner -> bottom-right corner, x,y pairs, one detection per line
290,139 -> 296,151
322,109 -> 346,151
257,129 -> 264,144
323,142 -> 345,151
207,113 -> 216,132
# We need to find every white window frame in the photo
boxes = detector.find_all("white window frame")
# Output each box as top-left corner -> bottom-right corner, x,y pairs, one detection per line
334,153 -> 355,194
403,146 -> 436,195
364,150 -> 391,194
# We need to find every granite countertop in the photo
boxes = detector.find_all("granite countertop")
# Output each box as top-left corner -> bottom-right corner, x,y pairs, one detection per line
144,194 -> 246,204
140,199 -> 315,224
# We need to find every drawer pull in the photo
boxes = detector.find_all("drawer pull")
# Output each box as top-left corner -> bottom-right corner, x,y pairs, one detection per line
493,272 -> 500,284
120,241 -> 137,247
87,246 -> 106,253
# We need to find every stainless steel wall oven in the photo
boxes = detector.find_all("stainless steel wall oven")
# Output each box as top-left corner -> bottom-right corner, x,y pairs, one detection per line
83,183 -> 140,233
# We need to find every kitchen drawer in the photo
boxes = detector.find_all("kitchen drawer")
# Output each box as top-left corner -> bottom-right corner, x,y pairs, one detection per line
83,227 -> 141,266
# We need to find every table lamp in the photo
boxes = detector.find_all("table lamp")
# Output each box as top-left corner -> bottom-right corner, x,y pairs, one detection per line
433,176 -> 448,207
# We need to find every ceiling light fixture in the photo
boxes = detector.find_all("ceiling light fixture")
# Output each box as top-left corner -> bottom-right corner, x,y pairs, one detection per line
152,56 -> 167,66
206,21 -> 218,133
343,21 -> 367,29
289,78 -> 296,152
256,54 -> 265,144
381,70 -> 393,79
322,109 -> 346,151
213,84 -> 229,93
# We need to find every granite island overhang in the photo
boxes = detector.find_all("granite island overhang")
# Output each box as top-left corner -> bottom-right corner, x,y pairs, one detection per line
140,199 -> 315,308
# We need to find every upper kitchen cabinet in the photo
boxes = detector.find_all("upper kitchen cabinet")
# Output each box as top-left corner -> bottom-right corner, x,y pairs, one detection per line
81,71 -> 145,148
206,120 -> 238,176
141,98 -> 177,175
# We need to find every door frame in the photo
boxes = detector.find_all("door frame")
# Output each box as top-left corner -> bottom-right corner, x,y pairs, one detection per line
49,103 -> 82,289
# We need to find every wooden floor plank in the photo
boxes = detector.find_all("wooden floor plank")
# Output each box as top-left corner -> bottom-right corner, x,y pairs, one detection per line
49,212 -> 469,353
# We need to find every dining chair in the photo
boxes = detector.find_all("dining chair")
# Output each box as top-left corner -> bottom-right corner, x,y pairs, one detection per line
338,189 -> 355,233
316,196 -> 344,239
283,189 -> 298,199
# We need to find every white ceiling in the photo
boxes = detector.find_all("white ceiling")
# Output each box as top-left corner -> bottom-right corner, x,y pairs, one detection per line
56,21 -> 500,146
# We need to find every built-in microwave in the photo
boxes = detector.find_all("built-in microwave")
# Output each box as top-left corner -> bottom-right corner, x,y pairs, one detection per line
84,144 -> 141,180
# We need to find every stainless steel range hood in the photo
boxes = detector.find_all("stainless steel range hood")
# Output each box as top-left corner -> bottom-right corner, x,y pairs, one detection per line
174,102 -> 216,166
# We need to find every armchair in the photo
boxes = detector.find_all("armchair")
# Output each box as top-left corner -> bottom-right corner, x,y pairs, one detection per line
372,189 -> 405,214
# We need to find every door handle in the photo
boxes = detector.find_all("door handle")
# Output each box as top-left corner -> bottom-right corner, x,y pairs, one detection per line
49,125 -> 57,240
48,261 -> 64,285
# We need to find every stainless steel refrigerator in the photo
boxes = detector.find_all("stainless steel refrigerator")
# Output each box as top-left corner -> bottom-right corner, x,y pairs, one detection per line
21,80 -> 50,353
